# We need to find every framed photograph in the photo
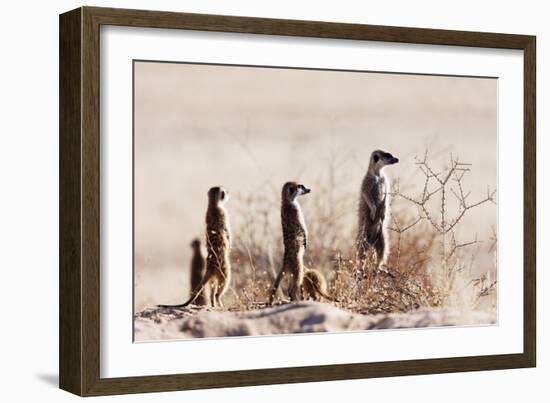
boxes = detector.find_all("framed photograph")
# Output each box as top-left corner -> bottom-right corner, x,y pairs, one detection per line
59,6 -> 536,396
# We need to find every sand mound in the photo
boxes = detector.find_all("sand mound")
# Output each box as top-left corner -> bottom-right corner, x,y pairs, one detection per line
134,301 -> 495,341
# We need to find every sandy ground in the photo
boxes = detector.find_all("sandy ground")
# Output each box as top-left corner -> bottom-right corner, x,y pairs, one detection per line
134,301 -> 495,341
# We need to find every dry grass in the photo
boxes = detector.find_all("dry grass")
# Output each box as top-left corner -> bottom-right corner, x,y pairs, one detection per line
206,150 -> 497,316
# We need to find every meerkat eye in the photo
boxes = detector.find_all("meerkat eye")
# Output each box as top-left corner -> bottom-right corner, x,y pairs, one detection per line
220,190 -> 225,199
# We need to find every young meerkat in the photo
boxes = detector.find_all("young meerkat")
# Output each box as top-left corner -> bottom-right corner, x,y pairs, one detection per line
301,268 -> 333,302
159,186 -> 232,308
357,150 -> 399,271
189,238 -> 208,306
269,182 -> 311,304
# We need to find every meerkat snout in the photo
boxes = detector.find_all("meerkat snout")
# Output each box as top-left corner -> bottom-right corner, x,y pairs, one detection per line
208,186 -> 230,205
371,150 -> 399,168
283,182 -> 311,202
298,185 -> 311,195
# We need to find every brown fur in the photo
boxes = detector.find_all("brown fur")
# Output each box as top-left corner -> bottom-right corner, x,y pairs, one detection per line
357,150 -> 398,272
158,187 -> 231,308
189,238 -> 207,306
269,182 -> 311,304
301,269 -> 332,301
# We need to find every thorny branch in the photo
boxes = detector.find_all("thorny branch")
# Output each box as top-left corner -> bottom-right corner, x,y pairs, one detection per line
392,152 -> 495,235
388,151 -> 497,302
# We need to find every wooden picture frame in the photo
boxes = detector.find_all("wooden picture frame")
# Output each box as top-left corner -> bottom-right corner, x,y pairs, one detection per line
59,6 -> 536,396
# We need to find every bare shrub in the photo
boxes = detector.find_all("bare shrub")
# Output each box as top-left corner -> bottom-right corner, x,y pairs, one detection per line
216,150 -> 496,316
391,151 -> 497,310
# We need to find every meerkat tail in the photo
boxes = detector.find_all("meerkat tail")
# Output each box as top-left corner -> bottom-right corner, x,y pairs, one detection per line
157,276 -> 209,308
316,287 -> 336,302
303,276 -> 337,302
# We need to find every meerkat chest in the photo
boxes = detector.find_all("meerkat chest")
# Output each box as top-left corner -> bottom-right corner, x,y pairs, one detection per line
294,203 -> 307,235
282,203 -> 307,244
207,209 -> 229,242
370,175 -> 387,204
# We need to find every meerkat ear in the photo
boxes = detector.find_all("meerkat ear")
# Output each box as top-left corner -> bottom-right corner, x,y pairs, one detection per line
373,154 -> 379,163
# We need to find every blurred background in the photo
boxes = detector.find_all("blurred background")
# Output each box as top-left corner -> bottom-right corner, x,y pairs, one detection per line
134,61 -> 497,311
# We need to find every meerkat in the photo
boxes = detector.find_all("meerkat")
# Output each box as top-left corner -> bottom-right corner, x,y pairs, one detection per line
269,182 -> 311,304
301,269 -> 333,301
189,238 -> 208,306
159,186 -> 232,308
357,150 -> 399,271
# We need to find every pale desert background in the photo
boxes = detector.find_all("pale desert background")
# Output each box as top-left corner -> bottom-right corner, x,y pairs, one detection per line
134,61 -> 497,313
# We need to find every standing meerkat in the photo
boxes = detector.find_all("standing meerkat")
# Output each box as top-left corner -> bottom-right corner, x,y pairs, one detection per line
357,150 -> 399,271
159,186 -> 232,308
269,182 -> 311,304
189,238 -> 208,306
301,269 -> 333,302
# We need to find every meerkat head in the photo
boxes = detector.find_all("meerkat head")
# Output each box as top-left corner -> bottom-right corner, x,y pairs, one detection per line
190,238 -> 201,249
208,186 -> 230,206
369,149 -> 399,172
282,181 -> 311,203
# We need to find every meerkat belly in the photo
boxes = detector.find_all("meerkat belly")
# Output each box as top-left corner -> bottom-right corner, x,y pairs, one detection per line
285,244 -> 304,262
219,268 -> 231,291
371,179 -> 386,204
297,244 -> 305,261
297,211 -> 307,231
